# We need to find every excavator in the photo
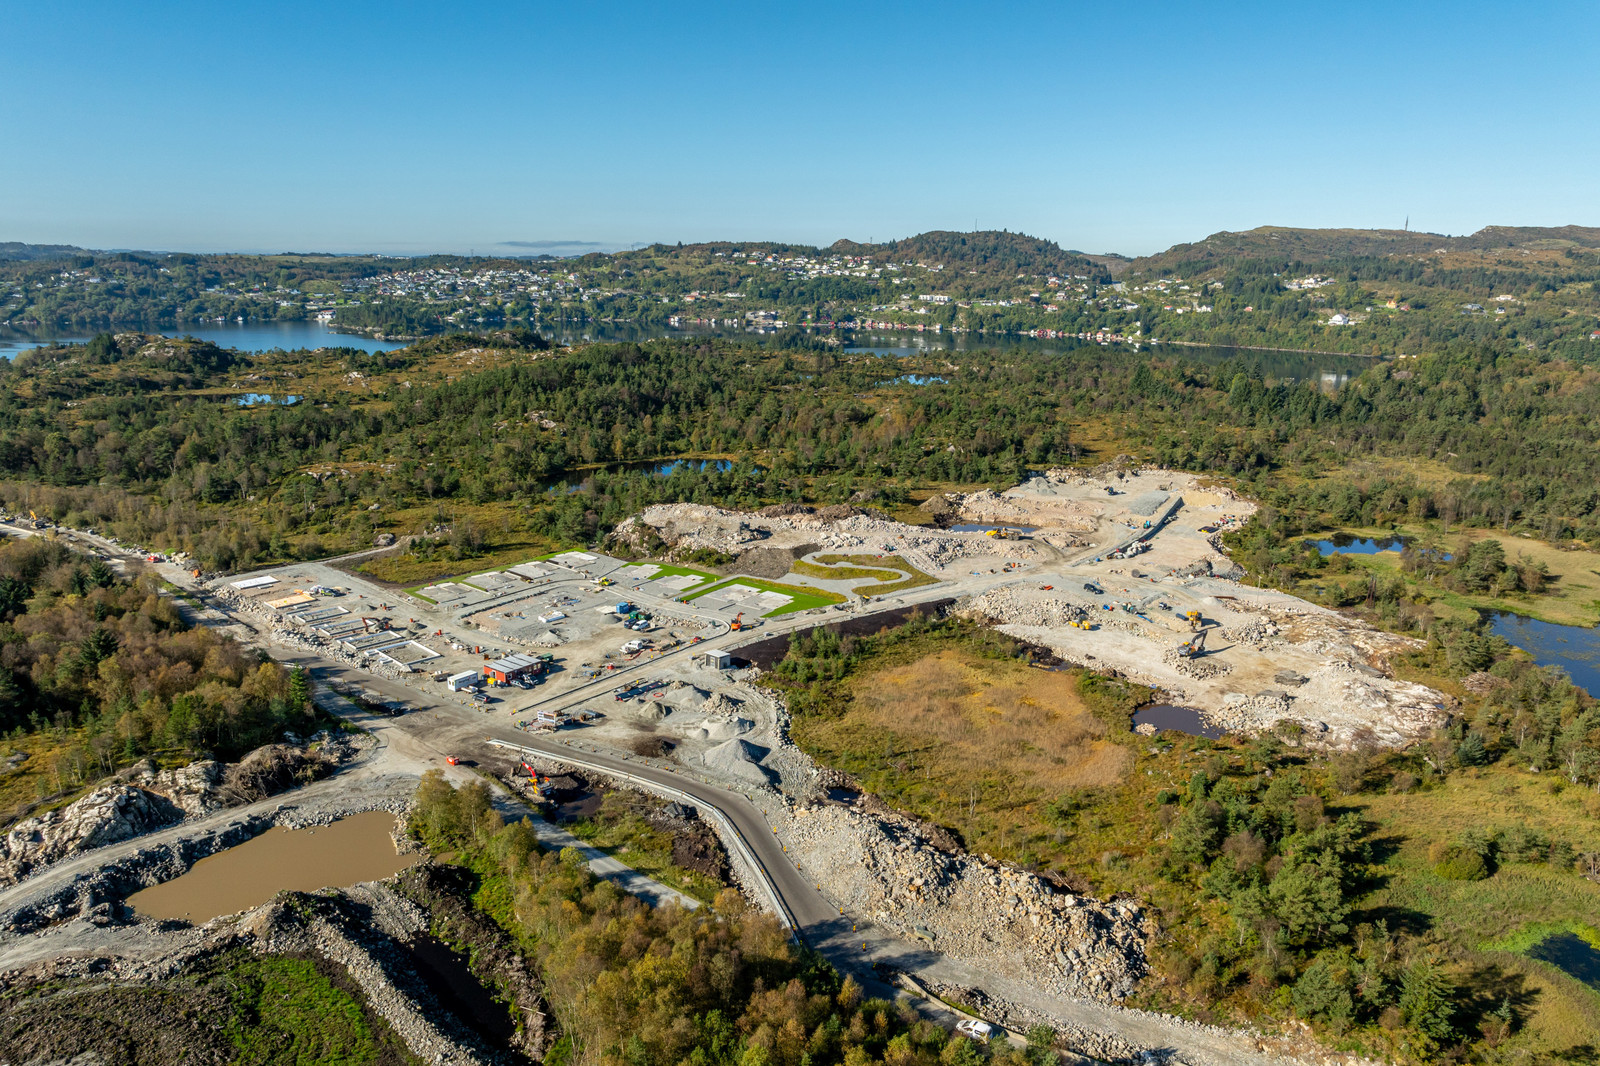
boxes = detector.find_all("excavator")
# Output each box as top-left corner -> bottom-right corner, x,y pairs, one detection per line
1174,628 -> 1208,658
730,612 -> 744,632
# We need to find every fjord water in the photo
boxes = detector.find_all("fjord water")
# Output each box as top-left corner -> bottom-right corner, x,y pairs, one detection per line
0,321 -> 407,357
128,812 -> 420,923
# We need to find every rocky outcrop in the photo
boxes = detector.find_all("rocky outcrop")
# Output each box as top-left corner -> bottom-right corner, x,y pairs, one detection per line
144,759 -> 224,816
781,802 -> 1148,1002
0,733 -> 364,890
0,786 -> 182,885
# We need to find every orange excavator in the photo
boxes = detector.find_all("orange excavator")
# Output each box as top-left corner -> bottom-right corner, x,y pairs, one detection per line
730,612 -> 744,632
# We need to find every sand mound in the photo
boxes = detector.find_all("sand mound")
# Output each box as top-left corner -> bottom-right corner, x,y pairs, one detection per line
702,738 -> 774,787
698,716 -> 755,741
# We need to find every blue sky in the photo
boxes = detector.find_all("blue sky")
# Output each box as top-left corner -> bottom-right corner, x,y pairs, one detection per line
4,1 -> 1597,256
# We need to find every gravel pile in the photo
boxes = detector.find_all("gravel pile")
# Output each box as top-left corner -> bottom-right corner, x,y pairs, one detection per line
700,738 -> 775,787
780,803 -> 1147,1002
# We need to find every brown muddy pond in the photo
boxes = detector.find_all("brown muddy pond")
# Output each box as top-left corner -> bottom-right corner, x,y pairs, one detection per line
129,811 -> 420,923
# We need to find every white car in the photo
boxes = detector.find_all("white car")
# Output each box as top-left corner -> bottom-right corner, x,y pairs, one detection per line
955,1020 -> 992,1043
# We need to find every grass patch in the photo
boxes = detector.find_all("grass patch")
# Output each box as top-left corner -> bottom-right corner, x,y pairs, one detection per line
225,954 -> 413,1065
683,576 -> 844,615
816,553 -> 940,596
357,535 -> 559,587
788,638 -> 1141,869
621,562 -> 722,591
1484,921 -> 1600,955
790,560 -> 901,583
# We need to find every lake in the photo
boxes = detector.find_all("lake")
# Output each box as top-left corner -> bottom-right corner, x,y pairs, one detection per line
538,458 -> 748,494
1489,611 -> 1600,698
0,321 -> 408,357
5,319 -> 1383,387
1307,534 -> 1452,561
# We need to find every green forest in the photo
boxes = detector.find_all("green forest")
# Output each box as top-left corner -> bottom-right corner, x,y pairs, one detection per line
3,328 -> 1600,575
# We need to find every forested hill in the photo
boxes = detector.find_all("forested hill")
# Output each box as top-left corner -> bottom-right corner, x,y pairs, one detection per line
1133,224 -> 1600,274
827,230 -> 1127,280
0,242 -> 86,262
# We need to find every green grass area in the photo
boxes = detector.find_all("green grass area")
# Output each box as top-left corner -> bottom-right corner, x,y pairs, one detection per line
357,534 -> 558,588
791,560 -> 901,582
562,791 -> 726,905
1483,920 -> 1600,955
684,575 -> 845,615
620,561 -> 722,590
225,953 -> 416,1065
815,553 -> 941,597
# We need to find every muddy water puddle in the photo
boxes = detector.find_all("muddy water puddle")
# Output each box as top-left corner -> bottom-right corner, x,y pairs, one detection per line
129,811 -> 420,923
1133,704 -> 1227,739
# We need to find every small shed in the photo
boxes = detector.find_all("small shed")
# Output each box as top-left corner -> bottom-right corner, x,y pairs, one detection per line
700,649 -> 733,670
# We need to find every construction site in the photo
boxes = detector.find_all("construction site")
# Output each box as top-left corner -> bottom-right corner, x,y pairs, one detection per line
213,464 -> 1450,752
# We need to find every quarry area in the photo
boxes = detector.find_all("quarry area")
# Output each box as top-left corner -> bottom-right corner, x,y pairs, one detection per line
0,464 -> 1451,1066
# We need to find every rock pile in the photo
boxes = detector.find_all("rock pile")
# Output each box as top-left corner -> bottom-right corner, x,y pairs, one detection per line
964,590 -> 1086,628
1162,649 -> 1233,679
781,803 -> 1147,1002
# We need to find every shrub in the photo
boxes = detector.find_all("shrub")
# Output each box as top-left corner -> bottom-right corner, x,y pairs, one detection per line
1430,842 -> 1489,881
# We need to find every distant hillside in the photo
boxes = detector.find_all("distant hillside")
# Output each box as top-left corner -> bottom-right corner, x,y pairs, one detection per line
0,242 -> 85,262
830,230 -> 1127,280
1133,225 -> 1600,275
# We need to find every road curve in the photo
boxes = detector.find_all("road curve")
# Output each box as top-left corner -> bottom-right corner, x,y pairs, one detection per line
469,728 -> 1286,1066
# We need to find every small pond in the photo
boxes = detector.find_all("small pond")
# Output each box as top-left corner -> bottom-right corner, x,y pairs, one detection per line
889,374 -> 948,385
403,934 -> 517,1044
235,392 -> 301,406
1489,611 -> 1600,698
128,811 -> 420,923
1133,704 -> 1228,739
1527,932 -> 1600,991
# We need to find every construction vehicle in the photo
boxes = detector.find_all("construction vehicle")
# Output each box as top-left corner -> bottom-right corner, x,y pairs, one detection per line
1175,629 -> 1208,658
730,612 -> 744,632
1184,610 -> 1203,631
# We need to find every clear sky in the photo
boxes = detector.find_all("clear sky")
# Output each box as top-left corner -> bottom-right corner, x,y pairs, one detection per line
5,1 -> 1597,257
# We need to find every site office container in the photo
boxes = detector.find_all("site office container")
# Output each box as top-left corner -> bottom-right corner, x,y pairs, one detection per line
446,670 -> 480,691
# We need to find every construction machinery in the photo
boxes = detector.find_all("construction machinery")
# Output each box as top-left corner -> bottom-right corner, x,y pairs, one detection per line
1184,609 -> 1204,631
730,612 -> 744,632
1175,628 -> 1208,658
